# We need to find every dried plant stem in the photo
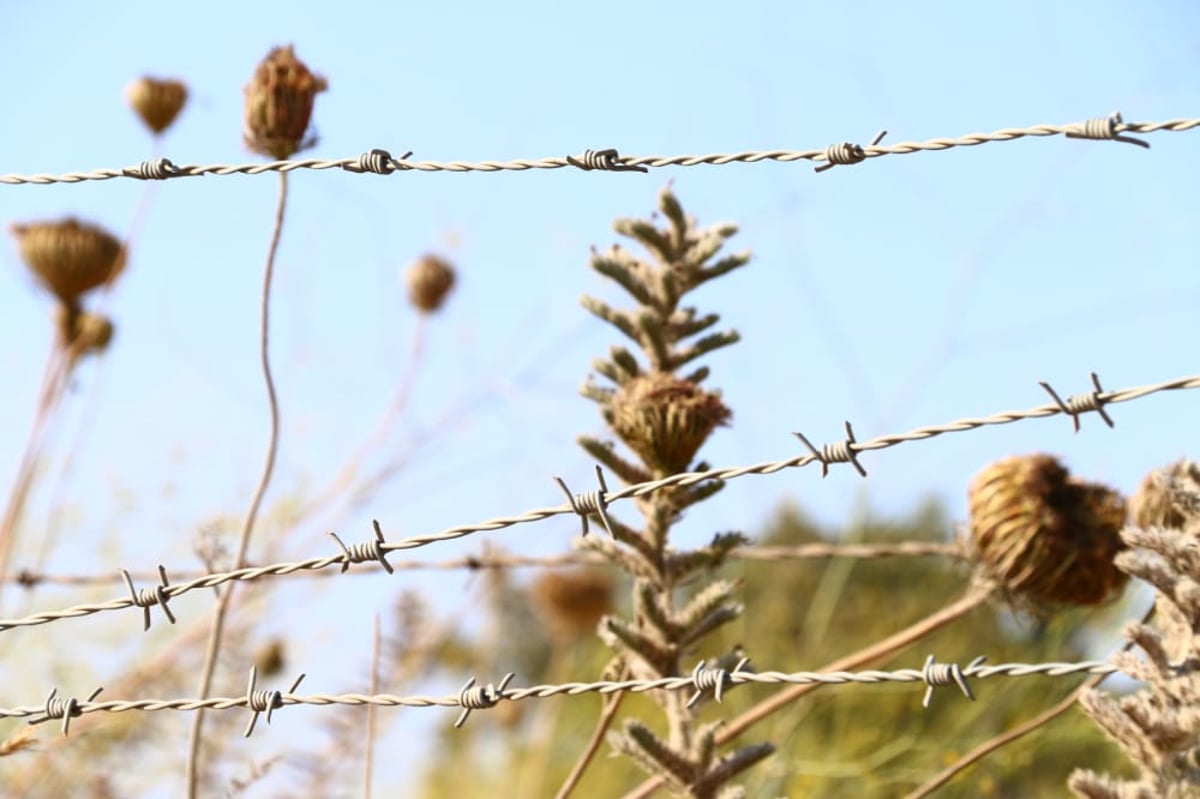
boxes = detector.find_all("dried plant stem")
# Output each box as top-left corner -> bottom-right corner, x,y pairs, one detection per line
364,613 -> 381,799
621,582 -> 994,799
904,602 -> 1152,799
185,171 -> 288,799
556,688 -> 627,799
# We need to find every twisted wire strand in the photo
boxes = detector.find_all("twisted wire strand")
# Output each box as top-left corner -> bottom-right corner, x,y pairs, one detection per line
0,372 -> 1195,633
4,659 -> 1118,734
2,116 -> 1195,186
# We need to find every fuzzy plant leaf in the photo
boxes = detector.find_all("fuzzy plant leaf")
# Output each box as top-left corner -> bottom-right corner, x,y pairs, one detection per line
577,436 -> 651,486
591,247 -> 658,308
669,331 -> 742,371
616,218 -> 677,265
581,295 -> 641,343
692,743 -> 776,796
580,380 -> 616,407
600,615 -> 673,672
611,719 -> 697,792
698,251 -> 752,284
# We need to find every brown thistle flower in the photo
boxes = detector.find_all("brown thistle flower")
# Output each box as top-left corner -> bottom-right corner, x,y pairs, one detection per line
1129,459 -> 1200,531
53,305 -> 114,356
243,45 -> 327,159
10,218 -> 125,305
610,373 -> 731,476
125,76 -> 188,134
252,639 -> 286,678
404,254 -> 457,313
968,454 -> 1128,607
530,569 -> 614,641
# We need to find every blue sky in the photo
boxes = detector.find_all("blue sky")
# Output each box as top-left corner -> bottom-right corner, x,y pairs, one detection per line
1,0 -> 1198,793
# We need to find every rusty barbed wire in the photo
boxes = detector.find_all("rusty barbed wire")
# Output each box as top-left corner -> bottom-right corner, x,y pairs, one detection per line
0,371 -> 1194,634
1,113 -> 1193,186
3,657 -> 1118,736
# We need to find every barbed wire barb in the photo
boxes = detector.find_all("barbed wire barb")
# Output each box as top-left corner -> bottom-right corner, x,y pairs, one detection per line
1040,372 -> 1115,432
566,148 -> 649,173
794,421 -> 867,477
921,654 -> 983,708
29,686 -> 103,736
1064,111 -> 1150,149
120,565 -> 176,631
687,657 -> 752,708
243,668 -> 306,738
329,520 -> 394,574
815,130 -> 887,173
556,465 -> 616,538
454,673 -> 515,728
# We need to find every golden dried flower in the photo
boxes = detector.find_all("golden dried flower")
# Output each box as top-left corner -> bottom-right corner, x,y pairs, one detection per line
243,45 -> 327,159
968,454 -> 1128,607
125,76 -> 188,134
404,254 -> 457,313
610,373 -> 731,475
53,305 -> 114,356
1130,459 -> 1200,531
253,639 -> 286,678
10,218 -> 125,305
530,568 -> 614,640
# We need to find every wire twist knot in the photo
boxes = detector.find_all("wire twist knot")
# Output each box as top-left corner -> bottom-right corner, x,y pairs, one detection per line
243,667 -> 305,738
127,157 -> 179,180
687,656 -> 750,708
121,565 -> 176,631
815,130 -> 887,173
330,520 -> 394,574
343,148 -> 411,174
555,465 -> 616,538
1066,111 -> 1150,149
455,673 -> 515,728
566,148 -> 648,173
921,655 -> 983,708
29,687 -> 103,736
794,421 -> 867,477
1039,372 -> 1115,432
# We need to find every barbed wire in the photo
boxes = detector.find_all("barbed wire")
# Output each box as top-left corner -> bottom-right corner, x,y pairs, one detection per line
5,656 -> 1119,737
2,113 -> 1194,187
5,541 -> 964,589
0,370 -> 1193,635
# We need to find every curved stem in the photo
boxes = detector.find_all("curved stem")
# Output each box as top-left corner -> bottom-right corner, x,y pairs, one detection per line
620,582 -> 995,799
556,688 -> 626,799
185,171 -> 287,798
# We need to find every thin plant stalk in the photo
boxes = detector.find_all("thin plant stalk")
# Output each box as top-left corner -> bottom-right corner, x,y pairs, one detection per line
556,682 -> 627,799
364,613 -> 381,799
621,582 -> 995,799
185,171 -> 287,799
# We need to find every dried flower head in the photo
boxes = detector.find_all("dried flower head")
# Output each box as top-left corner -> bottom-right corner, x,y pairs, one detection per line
253,639 -> 286,678
53,305 -> 114,356
530,568 -> 614,640
610,373 -> 731,475
404,254 -> 457,313
10,218 -> 126,305
125,76 -> 188,134
968,454 -> 1128,607
1130,459 -> 1200,531
243,45 -> 327,159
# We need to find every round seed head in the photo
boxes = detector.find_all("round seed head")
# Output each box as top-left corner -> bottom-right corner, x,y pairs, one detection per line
968,454 -> 1128,607
530,569 -> 614,641
610,373 -> 731,476
243,45 -> 327,160
1130,459 -> 1200,531
54,304 -> 115,357
253,639 -> 287,678
10,218 -> 126,304
125,77 -> 188,134
404,254 -> 457,313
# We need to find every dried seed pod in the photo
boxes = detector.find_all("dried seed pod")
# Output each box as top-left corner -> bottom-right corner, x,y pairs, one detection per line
243,45 -> 327,160
530,569 -> 614,641
404,254 -> 456,313
610,373 -> 731,475
253,639 -> 286,678
1130,459 -> 1200,530
968,454 -> 1128,607
125,76 -> 188,134
10,218 -> 126,304
54,304 -> 114,356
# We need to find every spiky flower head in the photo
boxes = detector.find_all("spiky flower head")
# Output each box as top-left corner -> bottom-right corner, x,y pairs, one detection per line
968,454 -> 1128,607
610,373 -> 730,476
1130,459 -> 1200,532
404,254 -> 457,313
125,76 -> 188,134
10,218 -> 125,306
243,45 -> 327,160
530,568 -> 614,641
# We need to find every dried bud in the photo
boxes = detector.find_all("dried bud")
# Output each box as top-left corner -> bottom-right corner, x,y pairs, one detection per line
610,373 -> 731,475
404,254 -> 457,313
253,639 -> 286,678
1129,460 -> 1200,531
125,77 -> 188,134
54,304 -> 115,356
243,45 -> 327,159
10,218 -> 125,305
968,454 -> 1128,607
530,569 -> 614,641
